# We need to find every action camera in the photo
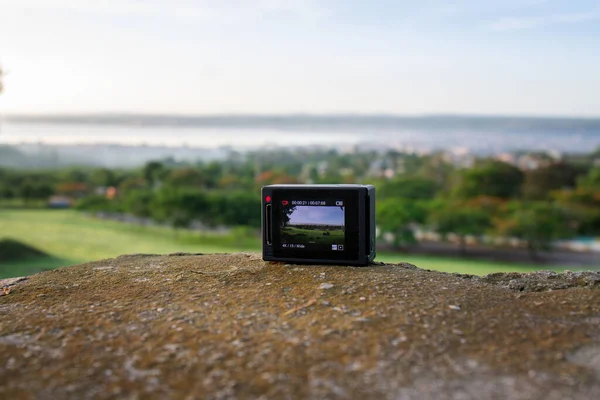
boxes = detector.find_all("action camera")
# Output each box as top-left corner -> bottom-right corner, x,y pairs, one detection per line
262,184 -> 376,266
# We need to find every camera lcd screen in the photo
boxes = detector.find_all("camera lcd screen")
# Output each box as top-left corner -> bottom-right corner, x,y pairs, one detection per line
280,200 -> 346,253
272,190 -> 360,261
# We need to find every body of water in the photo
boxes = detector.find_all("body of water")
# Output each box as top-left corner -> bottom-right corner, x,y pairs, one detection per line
2,115 -> 600,154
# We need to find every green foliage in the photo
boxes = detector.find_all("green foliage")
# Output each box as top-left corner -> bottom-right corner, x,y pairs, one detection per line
59,169 -> 88,183
553,189 -> 600,236
415,154 -> 456,187
151,188 -> 208,230
89,168 -> 119,187
495,202 -> 575,257
577,167 -> 600,190
19,178 -> 54,203
522,162 -> 584,200
165,167 -> 206,188
0,184 -> 14,199
454,160 -> 524,199
0,169 -> 16,199
280,204 -> 297,227
202,162 -> 224,189
75,196 -> 121,212
378,176 -> 438,200
143,161 -> 167,187
429,204 -> 492,253
205,191 -> 261,228
376,199 -> 428,248
2,209 -> 578,278
122,189 -> 154,218
281,226 -> 344,247
0,147 -> 596,251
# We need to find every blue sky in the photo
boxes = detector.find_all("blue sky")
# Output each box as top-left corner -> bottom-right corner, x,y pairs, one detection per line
289,206 -> 344,226
0,0 -> 599,116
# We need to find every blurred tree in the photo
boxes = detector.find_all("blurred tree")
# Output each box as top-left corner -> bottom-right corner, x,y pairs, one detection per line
59,169 -> 88,183
377,199 -> 428,249
280,204 -> 297,228
166,167 -> 206,188
151,188 -> 208,234
553,172 -> 600,235
494,202 -> 575,259
522,162 -> 584,200
400,153 -> 427,176
217,173 -> 244,189
18,179 -> 53,204
416,153 -> 455,188
0,183 -> 14,200
464,195 -> 506,213
118,177 -> 146,194
577,167 -> 600,190
0,168 -> 13,199
454,160 -> 524,199
75,195 -> 119,212
90,168 -> 118,188
307,165 -> 319,183
18,179 -> 36,204
143,161 -> 167,188
122,189 -> 153,218
202,161 -> 224,189
206,191 -> 261,228
378,176 -> 439,200
553,191 -> 600,235
34,182 -> 54,201
429,204 -> 492,255
316,171 -> 343,184
255,170 -> 299,185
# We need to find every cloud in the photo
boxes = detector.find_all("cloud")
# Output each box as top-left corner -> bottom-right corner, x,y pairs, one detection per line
490,10 -> 600,31
290,206 -> 344,226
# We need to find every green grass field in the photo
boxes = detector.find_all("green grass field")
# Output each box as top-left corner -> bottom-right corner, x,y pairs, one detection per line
281,226 -> 344,247
0,209 -> 585,278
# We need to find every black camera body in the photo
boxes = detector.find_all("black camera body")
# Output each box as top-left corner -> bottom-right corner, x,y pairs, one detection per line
262,184 -> 376,266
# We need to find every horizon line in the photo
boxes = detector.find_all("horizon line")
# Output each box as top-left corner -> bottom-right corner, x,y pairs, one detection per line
3,112 -> 600,121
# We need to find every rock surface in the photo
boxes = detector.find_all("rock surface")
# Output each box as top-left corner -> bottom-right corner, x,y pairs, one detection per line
1,253 -> 600,399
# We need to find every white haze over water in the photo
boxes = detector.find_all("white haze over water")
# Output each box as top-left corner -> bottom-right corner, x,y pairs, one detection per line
0,122 -> 349,149
2,116 -> 600,154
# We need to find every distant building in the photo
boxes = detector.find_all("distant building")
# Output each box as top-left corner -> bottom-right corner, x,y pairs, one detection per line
48,196 -> 73,209
496,153 -> 515,164
55,182 -> 89,198
94,186 -> 118,199
515,152 -> 557,170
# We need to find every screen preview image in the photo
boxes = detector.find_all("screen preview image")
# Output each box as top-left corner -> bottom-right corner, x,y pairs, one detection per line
279,199 -> 345,252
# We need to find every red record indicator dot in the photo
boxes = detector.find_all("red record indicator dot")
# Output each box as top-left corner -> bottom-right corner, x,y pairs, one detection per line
265,196 -> 271,202
282,200 -> 289,205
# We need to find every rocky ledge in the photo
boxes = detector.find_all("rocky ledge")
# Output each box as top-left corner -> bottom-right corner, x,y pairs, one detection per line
1,253 -> 600,399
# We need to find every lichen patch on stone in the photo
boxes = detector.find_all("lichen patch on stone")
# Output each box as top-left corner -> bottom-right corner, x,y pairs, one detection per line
0,253 -> 599,399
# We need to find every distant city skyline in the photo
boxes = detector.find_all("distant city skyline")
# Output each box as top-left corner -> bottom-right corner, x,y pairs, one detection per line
1,1 -> 599,117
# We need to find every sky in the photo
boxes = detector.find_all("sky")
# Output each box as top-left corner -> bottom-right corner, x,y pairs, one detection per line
289,206 -> 344,226
0,0 -> 599,116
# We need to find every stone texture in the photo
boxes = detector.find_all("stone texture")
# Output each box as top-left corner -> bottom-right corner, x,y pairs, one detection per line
1,253 -> 599,399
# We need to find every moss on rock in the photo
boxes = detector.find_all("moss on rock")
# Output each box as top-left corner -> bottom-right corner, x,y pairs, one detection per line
1,253 -> 599,399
